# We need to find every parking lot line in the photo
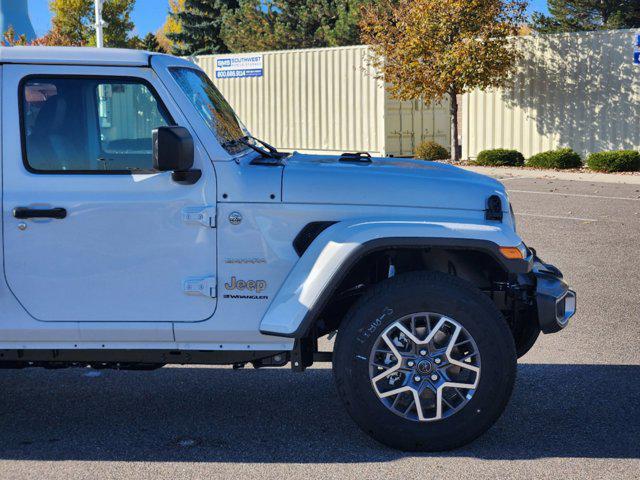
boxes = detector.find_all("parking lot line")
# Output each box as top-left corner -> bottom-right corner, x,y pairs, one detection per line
517,212 -> 597,222
508,189 -> 640,202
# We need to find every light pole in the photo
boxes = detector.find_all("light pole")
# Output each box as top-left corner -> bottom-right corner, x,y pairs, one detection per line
94,0 -> 105,48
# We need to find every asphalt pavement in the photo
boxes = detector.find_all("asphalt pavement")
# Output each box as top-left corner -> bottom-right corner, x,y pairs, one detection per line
0,176 -> 638,479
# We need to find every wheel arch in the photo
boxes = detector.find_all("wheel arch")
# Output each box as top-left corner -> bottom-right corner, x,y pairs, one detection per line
260,219 -> 530,339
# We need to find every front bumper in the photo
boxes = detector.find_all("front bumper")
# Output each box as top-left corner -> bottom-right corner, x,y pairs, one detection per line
529,256 -> 576,334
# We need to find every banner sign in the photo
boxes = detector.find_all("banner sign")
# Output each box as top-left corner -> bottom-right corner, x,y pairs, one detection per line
215,54 -> 263,79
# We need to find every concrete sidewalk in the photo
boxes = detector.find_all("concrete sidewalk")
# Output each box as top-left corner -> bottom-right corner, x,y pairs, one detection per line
460,165 -> 640,184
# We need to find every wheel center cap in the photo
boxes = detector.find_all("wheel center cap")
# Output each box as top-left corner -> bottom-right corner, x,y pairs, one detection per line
417,359 -> 433,374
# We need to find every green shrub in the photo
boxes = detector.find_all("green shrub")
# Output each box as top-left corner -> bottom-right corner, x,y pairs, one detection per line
526,148 -> 582,169
415,140 -> 449,160
586,150 -> 640,172
475,149 -> 524,167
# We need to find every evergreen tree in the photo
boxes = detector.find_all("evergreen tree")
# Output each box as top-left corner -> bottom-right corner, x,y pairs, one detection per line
221,1 -> 280,52
168,0 -> 240,55
222,0 -> 367,53
532,0 -> 640,33
140,32 -> 165,52
324,0 -> 365,46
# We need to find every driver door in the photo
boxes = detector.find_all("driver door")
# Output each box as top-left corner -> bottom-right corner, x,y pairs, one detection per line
2,64 -> 217,326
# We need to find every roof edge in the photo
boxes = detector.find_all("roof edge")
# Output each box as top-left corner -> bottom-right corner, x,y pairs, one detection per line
0,47 -> 152,67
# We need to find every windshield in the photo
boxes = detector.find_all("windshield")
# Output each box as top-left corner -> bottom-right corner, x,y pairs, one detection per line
170,67 -> 248,155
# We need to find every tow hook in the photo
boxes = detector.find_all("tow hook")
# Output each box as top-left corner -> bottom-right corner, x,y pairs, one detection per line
492,281 -> 533,303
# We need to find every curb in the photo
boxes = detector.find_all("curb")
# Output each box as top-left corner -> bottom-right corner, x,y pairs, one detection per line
459,165 -> 640,185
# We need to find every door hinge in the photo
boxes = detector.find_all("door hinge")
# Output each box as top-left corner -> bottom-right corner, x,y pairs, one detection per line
183,276 -> 217,298
182,205 -> 216,228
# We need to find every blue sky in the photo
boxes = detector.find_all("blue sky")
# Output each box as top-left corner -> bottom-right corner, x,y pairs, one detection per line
28,0 -> 550,38
28,0 -> 171,37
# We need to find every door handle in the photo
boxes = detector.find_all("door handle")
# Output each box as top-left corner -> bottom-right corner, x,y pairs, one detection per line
13,207 -> 67,220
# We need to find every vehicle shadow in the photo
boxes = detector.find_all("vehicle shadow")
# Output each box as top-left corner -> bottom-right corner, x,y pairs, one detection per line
0,363 -> 637,462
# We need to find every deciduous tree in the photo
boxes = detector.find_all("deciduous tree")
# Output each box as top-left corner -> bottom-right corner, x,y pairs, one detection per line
532,0 -> 640,33
2,26 -> 28,46
27,23 -> 75,46
47,0 -> 136,47
2,18 -> 73,47
360,0 -> 527,161
158,0 -> 186,52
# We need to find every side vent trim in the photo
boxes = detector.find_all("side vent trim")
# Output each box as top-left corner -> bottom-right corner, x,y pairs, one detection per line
293,221 -> 338,256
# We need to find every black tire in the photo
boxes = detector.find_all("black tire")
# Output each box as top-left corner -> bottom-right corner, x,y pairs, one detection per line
512,310 -> 541,358
333,271 -> 517,451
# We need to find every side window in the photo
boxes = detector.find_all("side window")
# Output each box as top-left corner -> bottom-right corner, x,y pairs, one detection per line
22,77 -> 172,173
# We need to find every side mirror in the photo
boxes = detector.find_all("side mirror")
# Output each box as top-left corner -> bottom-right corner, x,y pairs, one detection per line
152,126 -> 201,185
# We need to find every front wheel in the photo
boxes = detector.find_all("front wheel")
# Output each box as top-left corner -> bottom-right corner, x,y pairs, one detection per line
333,271 -> 517,451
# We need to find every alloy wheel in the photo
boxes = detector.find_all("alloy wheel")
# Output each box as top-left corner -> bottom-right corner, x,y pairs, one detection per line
369,312 -> 481,422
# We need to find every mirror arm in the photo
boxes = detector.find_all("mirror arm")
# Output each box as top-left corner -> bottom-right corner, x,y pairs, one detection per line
172,169 -> 202,185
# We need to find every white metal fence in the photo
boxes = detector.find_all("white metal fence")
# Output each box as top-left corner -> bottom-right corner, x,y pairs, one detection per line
193,46 -> 451,157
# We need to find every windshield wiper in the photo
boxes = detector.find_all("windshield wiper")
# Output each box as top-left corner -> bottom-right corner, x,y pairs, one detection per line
236,137 -> 275,159
238,136 -> 288,165
246,135 -> 286,158
221,137 -> 271,159
223,135 -> 286,164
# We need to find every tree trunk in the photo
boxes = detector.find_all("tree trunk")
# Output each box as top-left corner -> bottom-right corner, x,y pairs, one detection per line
449,90 -> 460,161
600,0 -> 610,25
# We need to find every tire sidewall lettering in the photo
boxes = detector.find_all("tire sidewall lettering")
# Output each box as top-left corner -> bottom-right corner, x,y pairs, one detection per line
355,306 -> 394,347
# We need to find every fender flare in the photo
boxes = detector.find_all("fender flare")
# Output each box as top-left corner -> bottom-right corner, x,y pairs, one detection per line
259,219 -> 530,338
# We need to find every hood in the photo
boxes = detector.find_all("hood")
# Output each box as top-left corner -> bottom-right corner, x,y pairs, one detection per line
282,153 -> 508,212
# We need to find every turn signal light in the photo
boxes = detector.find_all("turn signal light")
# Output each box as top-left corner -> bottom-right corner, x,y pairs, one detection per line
499,246 -> 525,260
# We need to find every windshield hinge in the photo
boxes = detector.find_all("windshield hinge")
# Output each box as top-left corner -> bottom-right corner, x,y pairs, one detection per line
183,276 -> 217,298
182,205 -> 216,228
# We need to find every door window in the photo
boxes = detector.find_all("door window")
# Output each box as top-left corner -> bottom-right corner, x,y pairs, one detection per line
21,77 -> 172,173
